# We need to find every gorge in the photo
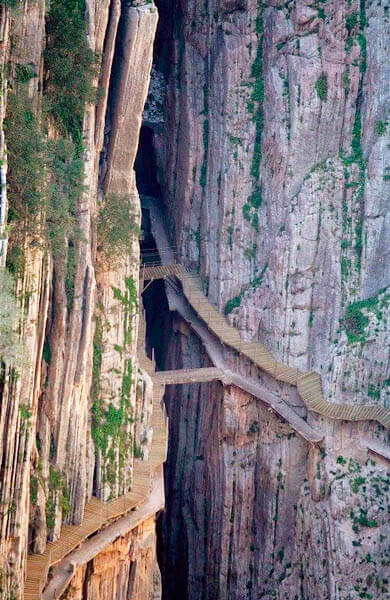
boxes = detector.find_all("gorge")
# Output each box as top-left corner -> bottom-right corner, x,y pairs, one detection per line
0,1 -> 389,599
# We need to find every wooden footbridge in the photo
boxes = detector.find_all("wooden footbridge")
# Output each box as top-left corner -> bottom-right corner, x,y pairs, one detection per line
141,262 -> 390,430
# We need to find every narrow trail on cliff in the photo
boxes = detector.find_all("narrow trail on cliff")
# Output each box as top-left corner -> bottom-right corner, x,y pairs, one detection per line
142,197 -> 390,438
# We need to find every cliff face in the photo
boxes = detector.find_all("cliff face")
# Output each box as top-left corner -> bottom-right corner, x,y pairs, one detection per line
0,0 -> 389,599
0,1 -> 159,598
152,1 -> 390,598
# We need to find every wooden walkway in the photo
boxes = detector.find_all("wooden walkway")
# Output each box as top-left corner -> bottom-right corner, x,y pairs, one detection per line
142,264 -> 390,430
155,367 -> 224,385
142,263 -> 185,280
24,311 -> 168,599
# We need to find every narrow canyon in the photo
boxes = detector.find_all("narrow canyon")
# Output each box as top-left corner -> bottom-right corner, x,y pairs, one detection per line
0,1 -> 389,599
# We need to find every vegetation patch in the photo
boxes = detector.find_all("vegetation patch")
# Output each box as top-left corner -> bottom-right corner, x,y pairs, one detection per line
224,294 -> 242,315
4,0 -> 98,308
97,193 -> 140,261
200,118 -> 209,189
46,466 -> 71,528
45,0 -> 99,150
0,0 -> 20,7
46,138 -> 86,310
343,288 -> 389,344
91,278 -> 138,488
30,476 -> 38,505
374,120 -> 387,136
351,476 -> 366,493
315,74 -> 328,101
4,91 -> 45,252
244,0 -> 264,230
0,269 -> 25,366
15,64 -> 36,84
224,263 -> 268,314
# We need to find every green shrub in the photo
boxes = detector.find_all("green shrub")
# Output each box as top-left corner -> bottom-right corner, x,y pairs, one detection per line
357,33 -> 367,73
60,485 -> 71,516
0,0 -> 19,7
351,476 -> 366,493
315,74 -> 328,101
344,301 -> 370,344
30,476 -> 38,505
97,194 -> 140,261
4,91 -> 45,240
45,0 -> 99,149
343,293 -> 383,344
45,138 -> 85,310
374,120 -> 387,136
46,497 -> 56,529
342,69 -> 350,93
200,118 -> 209,189
356,509 -> 377,528
224,294 -> 242,315
244,0 -> 264,230
15,64 -> 36,84
346,12 -> 359,32
46,138 -> 84,255
19,404 -> 32,420
46,466 -> 71,525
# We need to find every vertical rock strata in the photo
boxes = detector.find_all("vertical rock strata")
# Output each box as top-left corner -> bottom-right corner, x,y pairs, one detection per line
154,1 -> 390,598
0,1 -> 159,598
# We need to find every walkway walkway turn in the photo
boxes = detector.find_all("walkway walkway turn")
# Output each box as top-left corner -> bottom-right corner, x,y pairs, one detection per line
142,263 -> 390,431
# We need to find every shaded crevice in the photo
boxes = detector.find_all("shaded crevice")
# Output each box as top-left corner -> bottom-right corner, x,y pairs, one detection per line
135,126 -> 162,197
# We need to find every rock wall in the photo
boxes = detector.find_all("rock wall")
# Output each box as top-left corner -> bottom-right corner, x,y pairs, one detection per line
59,517 -> 161,600
0,1 -> 159,598
153,1 -> 390,598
